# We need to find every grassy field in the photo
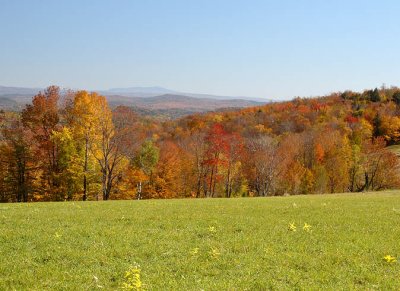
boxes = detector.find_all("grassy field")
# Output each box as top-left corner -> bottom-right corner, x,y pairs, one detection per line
1,192 -> 400,290
388,144 -> 400,157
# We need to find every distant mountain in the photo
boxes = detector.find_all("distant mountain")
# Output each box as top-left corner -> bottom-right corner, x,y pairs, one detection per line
103,86 -> 178,97
100,86 -> 270,102
0,85 -> 271,116
0,86 -> 41,96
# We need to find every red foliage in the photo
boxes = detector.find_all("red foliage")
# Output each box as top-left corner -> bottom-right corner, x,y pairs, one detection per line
345,115 -> 359,124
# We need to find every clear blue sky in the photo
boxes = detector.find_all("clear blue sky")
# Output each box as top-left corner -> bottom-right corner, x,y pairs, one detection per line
1,0 -> 400,99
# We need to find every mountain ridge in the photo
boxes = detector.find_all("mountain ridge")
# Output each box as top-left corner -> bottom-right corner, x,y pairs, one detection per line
0,86 -> 270,116
0,85 -> 271,102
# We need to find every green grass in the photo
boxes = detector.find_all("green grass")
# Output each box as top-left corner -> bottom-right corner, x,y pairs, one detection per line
1,192 -> 400,290
388,144 -> 400,157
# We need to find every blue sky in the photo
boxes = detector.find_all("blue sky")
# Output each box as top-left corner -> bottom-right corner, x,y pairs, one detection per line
1,0 -> 400,99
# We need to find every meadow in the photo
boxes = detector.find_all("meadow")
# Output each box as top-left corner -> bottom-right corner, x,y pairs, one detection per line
1,192 -> 400,290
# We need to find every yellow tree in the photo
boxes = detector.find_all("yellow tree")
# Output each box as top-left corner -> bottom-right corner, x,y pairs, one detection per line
91,96 -> 128,200
67,91 -> 103,200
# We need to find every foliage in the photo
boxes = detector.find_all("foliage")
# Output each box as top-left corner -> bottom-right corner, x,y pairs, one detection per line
1,85 -> 400,201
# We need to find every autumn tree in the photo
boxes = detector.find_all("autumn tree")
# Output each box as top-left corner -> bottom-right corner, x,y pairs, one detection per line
203,123 -> 229,197
50,127 -> 82,200
0,116 -> 36,202
224,132 -> 245,197
66,91 -> 104,200
21,86 -> 61,198
89,96 -> 128,200
357,138 -> 400,191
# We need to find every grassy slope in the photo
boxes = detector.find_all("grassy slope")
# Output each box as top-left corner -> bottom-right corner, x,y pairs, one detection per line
1,192 -> 400,290
387,144 -> 400,157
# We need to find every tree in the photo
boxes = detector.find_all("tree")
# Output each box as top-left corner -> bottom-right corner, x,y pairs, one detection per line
370,88 -> 381,102
392,91 -> 400,106
224,133 -> 244,197
153,141 -> 184,198
246,136 -> 287,196
372,113 -> 383,138
67,91 -> 104,201
178,131 -> 208,198
0,117 -> 35,202
203,124 -> 229,197
321,131 -> 351,193
357,137 -> 400,191
50,127 -> 82,200
21,86 -> 61,198
90,96 -> 127,200
133,140 -> 159,199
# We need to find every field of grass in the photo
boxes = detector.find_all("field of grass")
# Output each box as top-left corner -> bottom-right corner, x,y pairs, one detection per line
388,144 -> 400,157
1,192 -> 400,290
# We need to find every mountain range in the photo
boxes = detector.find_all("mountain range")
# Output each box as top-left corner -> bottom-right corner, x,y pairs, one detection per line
0,86 -> 271,118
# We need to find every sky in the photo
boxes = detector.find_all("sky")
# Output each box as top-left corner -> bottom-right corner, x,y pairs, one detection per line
1,0 -> 400,100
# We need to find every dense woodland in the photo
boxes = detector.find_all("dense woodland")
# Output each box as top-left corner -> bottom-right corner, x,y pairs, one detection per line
1,85 -> 400,202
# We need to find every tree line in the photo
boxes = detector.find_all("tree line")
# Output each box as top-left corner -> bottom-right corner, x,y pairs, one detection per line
1,85 -> 400,202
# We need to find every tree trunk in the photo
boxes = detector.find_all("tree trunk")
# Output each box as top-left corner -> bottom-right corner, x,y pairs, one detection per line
225,164 -> 231,198
83,136 -> 88,201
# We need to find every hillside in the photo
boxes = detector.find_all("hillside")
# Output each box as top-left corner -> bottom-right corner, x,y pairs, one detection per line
106,94 -> 264,110
1,85 -> 400,202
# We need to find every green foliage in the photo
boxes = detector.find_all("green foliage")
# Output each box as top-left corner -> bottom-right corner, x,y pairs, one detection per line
370,88 -> 381,102
373,113 -> 383,138
393,91 -> 400,105
134,140 -> 160,176
1,193 -> 400,289
51,127 -> 83,200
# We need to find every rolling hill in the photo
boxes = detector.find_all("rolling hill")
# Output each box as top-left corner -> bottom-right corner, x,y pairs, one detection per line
0,86 -> 269,116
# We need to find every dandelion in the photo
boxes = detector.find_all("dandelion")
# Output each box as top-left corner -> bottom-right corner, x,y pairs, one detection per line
121,264 -> 142,290
208,226 -> 216,233
303,223 -> 312,232
383,255 -> 397,263
288,222 -> 296,232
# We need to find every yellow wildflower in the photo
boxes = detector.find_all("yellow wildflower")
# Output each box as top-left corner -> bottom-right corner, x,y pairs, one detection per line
383,255 -> 397,263
208,226 -> 216,233
288,222 -> 297,232
303,223 -> 312,232
122,264 -> 142,290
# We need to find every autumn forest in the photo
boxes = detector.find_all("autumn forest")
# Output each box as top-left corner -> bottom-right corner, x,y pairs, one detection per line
1,85 -> 400,202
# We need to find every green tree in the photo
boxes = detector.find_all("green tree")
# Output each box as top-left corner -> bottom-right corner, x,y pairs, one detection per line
51,127 -> 82,200
133,140 -> 159,199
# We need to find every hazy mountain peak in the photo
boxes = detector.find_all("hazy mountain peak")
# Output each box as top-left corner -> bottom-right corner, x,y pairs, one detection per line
106,86 -> 177,95
0,86 -> 42,95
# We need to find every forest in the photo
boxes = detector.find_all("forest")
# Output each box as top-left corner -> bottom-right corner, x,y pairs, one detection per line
1,85 -> 400,202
